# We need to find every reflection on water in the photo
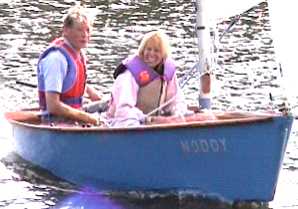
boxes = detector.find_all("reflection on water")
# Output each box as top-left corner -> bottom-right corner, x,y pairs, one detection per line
0,0 -> 297,208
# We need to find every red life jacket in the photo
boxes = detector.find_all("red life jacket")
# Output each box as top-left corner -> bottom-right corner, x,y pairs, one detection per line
37,38 -> 86,110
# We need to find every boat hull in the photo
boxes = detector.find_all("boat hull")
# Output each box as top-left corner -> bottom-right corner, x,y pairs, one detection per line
7,113 -> 293,201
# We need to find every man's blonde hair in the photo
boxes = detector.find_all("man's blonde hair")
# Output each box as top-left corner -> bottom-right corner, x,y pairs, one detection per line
63,5 -> 93,28
137,31 -> 171,59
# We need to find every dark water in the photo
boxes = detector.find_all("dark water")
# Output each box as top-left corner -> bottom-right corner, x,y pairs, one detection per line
0,0 -> 298,208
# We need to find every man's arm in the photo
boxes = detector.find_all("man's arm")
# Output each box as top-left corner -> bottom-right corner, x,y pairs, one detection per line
46,92 -> 98,125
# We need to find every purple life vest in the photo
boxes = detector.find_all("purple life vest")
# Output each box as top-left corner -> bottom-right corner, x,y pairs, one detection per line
122,55 -> 176,86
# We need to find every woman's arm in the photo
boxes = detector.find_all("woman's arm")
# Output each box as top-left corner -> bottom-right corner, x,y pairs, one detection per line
108,70 -> 146,127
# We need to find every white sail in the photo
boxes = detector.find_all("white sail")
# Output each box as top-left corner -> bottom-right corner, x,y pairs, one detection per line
268,1 -> 298,103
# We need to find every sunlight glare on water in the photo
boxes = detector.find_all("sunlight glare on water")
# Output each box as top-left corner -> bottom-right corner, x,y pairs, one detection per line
267,1 -> 298,109
204,0 -> 263,24
55,192 -> 124,209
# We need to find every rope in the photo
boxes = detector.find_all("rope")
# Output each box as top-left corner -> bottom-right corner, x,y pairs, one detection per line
145,63 -> 202,117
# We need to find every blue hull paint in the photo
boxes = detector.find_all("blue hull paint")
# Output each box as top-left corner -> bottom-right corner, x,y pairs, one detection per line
8,113 -> 293,201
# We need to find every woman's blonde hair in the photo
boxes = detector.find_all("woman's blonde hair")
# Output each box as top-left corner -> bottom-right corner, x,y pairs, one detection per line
137,31 -> 171,59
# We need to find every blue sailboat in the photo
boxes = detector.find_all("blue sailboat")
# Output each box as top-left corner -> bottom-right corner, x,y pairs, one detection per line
4,0 -> 295,202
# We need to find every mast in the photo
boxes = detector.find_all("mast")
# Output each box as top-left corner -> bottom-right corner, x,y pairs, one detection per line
195,0 -> 212,110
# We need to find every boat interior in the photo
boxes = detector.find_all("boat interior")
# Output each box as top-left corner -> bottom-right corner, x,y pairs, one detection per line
4,106 -> 280,131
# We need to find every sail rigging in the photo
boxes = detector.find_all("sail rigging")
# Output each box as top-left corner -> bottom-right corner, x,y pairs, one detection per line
204,0 -> 263,21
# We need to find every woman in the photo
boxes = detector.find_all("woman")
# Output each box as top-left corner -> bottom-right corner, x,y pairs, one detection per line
107,30 -> 189,127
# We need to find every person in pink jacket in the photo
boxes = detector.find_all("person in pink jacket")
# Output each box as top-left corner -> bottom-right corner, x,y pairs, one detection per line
107,31 -> 189,127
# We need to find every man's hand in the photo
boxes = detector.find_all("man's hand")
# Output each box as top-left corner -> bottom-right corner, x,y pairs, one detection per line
84,113 -> 100,125
45,92 -> 101,125
85,85 -> 102,101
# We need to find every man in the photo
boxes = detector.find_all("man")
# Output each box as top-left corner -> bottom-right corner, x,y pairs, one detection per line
37,5 -> 101,125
